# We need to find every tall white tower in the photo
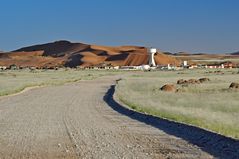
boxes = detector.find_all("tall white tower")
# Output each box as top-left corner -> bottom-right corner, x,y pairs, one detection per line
148,48 -> 157,67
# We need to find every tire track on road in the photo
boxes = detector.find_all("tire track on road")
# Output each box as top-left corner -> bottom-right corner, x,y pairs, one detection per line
0,76 -> 215,159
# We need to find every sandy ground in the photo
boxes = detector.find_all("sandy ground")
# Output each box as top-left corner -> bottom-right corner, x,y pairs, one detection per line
0,76 -> 214,159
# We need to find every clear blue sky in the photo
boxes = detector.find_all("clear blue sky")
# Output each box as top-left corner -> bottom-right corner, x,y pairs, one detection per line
0,0 -> 238,53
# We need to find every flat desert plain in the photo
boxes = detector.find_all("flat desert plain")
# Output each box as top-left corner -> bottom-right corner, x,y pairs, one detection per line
0,69 -> 238,159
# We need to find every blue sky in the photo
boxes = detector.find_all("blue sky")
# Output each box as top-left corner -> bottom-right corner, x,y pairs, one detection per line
0,0 -> 238,53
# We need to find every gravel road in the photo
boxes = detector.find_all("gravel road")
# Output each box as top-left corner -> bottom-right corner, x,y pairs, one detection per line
0,76 -> 214,159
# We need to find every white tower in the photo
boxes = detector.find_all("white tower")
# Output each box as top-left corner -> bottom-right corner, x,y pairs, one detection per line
183,61 -> 188,67
148,48 -> 157,67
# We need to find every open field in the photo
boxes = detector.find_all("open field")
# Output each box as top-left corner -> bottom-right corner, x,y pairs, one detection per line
0,69 -> 116,96
0,75 -> 216,158
116,69 -> 239,139
0,69 -> 239,158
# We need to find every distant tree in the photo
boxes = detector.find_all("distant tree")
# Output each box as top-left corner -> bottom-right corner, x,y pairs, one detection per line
9,64 -> 18,70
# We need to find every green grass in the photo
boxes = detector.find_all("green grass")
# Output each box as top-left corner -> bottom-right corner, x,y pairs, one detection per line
116,68 -> 239,139
0,69 -> 115,96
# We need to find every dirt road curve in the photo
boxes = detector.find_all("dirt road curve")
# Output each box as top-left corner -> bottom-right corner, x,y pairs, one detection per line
0,76 -> 215,159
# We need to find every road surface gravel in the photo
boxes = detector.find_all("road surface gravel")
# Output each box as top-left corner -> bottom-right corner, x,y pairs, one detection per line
0,76 -> 215,158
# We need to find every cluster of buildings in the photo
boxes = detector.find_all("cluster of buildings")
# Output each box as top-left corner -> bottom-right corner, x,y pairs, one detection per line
82,48 -> 238,71
186,62 -> 235,70
0,64 -> 20,70
0,64 -> 60,71
0,48 -> 238,71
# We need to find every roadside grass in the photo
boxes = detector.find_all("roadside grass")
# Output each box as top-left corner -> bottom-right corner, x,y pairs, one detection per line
116,69 -> 239,139
0,69 -> 115,96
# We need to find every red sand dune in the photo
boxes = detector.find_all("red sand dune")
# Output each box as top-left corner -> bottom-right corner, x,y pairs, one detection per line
0,40 -> 180,68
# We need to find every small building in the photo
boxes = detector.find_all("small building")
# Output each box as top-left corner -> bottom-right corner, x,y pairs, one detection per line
208,65 -> 218,69
120,66 -> 136,70
189,64 -> 198,69
223,62 -> 233,69
0,66 -> 7,70
76,66 -> 85,70
113,66 -> 119,70
84,63 -> 115,70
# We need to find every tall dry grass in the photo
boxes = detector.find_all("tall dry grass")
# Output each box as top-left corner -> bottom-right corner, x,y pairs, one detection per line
116,69 -> 239,139
0,69 -> 114,96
